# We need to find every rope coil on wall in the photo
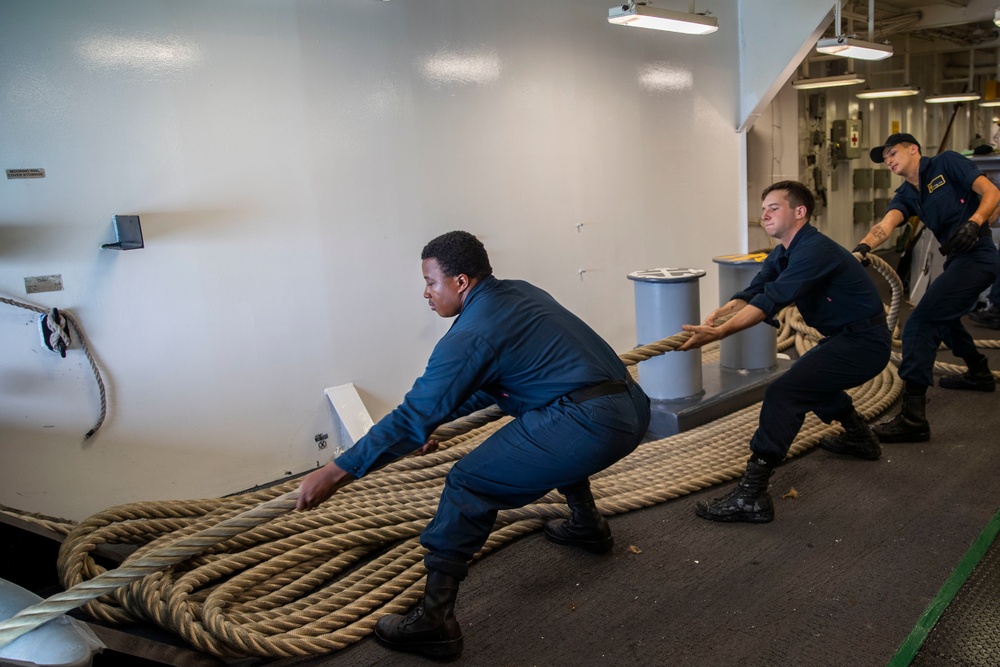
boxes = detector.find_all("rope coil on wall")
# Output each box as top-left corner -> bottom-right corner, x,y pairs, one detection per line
0,253 -> 991,656
39,308 -> 71,359
1,295 -> 108,439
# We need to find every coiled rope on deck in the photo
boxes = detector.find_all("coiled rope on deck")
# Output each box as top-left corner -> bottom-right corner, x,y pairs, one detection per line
0,254 -> 944,657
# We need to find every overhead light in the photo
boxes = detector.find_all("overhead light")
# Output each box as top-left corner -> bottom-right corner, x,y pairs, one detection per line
858,37 -> 918,99
924,50 -> 981,104
995,8 -> 1000,28
816,1 -> 893,61
856,85 -> 920,99
792,73 -> 866,90
816,36 -> 893,61
979,99 -> 1000,107
608,3 -> 719,35
925,92 -> 981,104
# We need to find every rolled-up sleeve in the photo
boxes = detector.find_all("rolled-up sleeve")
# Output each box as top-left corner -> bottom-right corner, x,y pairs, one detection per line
733,254 -> 781,324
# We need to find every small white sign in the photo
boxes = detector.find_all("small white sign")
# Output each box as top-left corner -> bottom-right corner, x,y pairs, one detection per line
25,275 -> 63,294
6,168 -> 45,179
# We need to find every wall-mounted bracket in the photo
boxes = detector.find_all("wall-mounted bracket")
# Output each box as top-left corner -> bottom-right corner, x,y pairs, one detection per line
102,215 -> 144,250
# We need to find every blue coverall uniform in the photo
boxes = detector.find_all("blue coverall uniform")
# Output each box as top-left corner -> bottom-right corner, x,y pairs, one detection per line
734,223 -> 892,465
335,275 -> 651,579
885,152 -> 1000,387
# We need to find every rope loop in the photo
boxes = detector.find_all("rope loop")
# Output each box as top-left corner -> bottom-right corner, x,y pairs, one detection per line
40,308 -> 72,358
2,295 -> 108,439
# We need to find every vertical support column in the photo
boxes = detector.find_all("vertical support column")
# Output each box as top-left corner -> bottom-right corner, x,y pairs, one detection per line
713,253 -> 776,371
628,268 -> 706,400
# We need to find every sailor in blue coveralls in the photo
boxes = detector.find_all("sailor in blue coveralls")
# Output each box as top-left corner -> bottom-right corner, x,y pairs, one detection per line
678,181 -> 891,524
296,230 -> 650,659
854,133 -> 1000,443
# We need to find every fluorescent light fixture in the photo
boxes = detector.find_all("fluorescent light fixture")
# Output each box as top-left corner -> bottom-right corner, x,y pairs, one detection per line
791,73 -> 866,90
995,8 -> 1000,28
856,85 -> 920,99
979,99 -> 1000,107
816,36 -> 893,61
925,92 -> 981,104
608,4 -> 719,35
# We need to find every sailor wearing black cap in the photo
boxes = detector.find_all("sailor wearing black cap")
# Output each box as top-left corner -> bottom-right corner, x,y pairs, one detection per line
855,133 -> 1000,443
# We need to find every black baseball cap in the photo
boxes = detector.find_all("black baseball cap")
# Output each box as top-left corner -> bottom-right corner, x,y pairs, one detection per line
870,133 -> 921,163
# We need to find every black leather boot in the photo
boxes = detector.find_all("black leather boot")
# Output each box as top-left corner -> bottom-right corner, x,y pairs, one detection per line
939,356 -> 996,393
695,457 -> 775,523
872,393 -> 930,443
544,484 -> 613,554
818,410 -> 881,460
374,570 -> 463,659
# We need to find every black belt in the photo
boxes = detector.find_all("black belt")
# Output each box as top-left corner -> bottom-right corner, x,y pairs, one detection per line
842,311 -> 887,333
567,379 -> 629,403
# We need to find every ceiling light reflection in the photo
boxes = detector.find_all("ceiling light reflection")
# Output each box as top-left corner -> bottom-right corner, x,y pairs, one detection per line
422,50 -> 501,86
639,63 -> 693,92
77,35 -> 202,75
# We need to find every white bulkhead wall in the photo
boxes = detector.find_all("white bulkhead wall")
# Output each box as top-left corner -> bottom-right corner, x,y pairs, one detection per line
0,0 -> 830,520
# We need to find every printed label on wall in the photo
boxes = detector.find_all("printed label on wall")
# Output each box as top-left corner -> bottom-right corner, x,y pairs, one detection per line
25,275 -> 63,294
6,168 -> 46,179
7,169 -> 45,181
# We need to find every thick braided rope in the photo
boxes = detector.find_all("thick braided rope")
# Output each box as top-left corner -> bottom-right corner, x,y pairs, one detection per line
0,254 -> 921,656
0,505 -> 76,538
1,295 -> 108,439
890,351 -> 1000,380
0,491 -> 298,648
3,385 -> 899,658
31,365 -> 900,659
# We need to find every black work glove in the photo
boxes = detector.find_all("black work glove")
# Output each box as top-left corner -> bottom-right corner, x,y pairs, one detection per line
853,242 -> 871,267
940,220 -> 981,256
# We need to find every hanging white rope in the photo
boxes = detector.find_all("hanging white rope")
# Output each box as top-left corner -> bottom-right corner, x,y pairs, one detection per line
1,295 -> 108,439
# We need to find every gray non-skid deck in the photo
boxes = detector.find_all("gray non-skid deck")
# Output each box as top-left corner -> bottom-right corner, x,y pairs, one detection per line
910,511 -> 1000,667
288,325 -> 1000,666
60,254 -> 1000,667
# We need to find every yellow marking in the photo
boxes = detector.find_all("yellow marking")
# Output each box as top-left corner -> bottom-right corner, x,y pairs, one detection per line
715,253 -> 768,263
928,174 -> 946,193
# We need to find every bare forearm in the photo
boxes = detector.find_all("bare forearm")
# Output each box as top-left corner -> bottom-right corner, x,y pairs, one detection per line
680,304 -> 766,351
970,176 -> 1000,226
860,218 -> 896,250
717,304 -> 767,337
706,299 -> 747,326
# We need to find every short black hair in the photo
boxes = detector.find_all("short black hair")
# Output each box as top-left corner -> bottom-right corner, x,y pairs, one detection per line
421,231 -> 493,280
761,180 -> 815,220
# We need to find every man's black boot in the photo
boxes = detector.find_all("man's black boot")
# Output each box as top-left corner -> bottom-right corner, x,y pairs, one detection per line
695,457 -> 775,523
818,410 -> 881,460
872,393 -> 930,443
939,355 -> 996,393
375,570 -> 463,659
544,485 -> 613,553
